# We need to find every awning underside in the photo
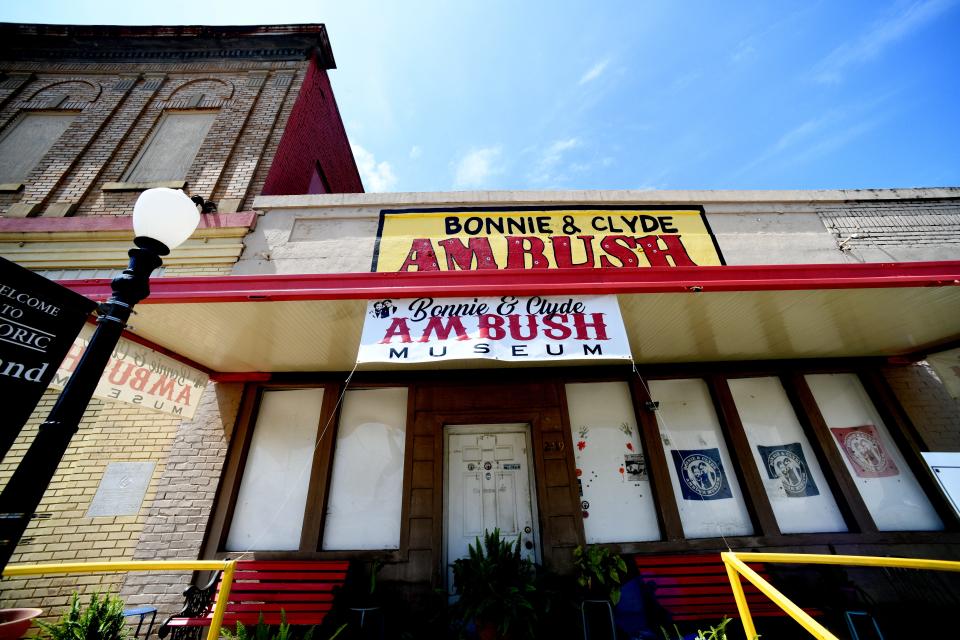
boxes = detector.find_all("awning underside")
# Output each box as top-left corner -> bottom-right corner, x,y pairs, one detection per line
119,286 -> 960,372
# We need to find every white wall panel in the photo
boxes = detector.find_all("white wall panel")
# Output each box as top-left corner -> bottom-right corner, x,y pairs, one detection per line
649,378 -> 753,538
729,377 -> 847,533
566,382 -> 660,543
806,373 -> 942,531
226,388 -> 324,551
322,387 -> 408,550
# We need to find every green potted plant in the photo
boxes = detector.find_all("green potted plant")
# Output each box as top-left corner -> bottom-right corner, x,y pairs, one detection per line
38,592 -> 127,640
573,545 -> 629,639
573,545 -> 628,605
450,528 -> 541,640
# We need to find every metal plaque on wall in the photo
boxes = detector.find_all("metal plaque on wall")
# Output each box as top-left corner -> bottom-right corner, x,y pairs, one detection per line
0,257 -> 96,460
87,461 -> 156,517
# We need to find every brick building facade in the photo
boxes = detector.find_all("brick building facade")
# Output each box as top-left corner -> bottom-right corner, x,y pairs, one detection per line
0,23 -> 361,621
1,20 -> 959,640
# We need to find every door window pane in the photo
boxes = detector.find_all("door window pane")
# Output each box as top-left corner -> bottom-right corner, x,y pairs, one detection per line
649,378 -> 753,538
322,387 -> 408,550
226,388 -> 324,551
729,377 -> 847,534
0,112 -> 76,183
125,111 -> 216,182
805,373 -> 943,531
566,382 -> 660,543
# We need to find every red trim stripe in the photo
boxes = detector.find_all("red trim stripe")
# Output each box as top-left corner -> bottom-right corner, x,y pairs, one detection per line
60,260 -> 960,304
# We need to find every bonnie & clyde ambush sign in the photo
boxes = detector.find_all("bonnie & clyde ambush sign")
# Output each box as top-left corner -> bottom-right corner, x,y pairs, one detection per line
372,206 -> 723,272
0,257 -> 96,458
358,294 -> 631,364
50,324 -> 209,419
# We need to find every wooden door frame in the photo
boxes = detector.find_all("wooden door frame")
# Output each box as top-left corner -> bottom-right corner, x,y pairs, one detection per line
407,407 -> 582,586
441,422 -> 542,588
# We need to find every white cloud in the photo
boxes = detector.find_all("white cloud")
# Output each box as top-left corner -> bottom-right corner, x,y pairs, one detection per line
453,146 -> 502,188
409,145 -> 422,160
528,138 -> 580,186
786,117 -> 883,168
731,40 -> 756,63
812,0 -> 956,83
773,117 -> 827,152
668,71 -> 701,92
731,103 -> 888,180
544,137 -> 579,160
351,144 -> 397,192
578,58 -> 610,85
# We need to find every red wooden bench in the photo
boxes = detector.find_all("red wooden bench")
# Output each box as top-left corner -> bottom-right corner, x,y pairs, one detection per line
634,554 -> 822,622
158,560 -> 349,640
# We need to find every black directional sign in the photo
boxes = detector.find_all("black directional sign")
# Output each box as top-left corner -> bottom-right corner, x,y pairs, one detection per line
0,257 -> 96,461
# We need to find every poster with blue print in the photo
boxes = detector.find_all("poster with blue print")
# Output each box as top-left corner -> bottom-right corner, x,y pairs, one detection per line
670,448 -> 732,500
757,442 -> 820,498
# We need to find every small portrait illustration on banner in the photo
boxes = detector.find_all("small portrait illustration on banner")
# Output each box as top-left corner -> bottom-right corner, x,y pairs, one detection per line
830,425 -> 899,478
670,448 -> 732,500
757,442 -> 819,497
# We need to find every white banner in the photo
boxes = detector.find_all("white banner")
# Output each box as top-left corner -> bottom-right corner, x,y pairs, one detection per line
358,294 -> 631,364
49,324 -> 208,418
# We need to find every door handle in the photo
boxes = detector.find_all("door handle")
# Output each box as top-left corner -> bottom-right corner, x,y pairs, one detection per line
524,540 -> 534,550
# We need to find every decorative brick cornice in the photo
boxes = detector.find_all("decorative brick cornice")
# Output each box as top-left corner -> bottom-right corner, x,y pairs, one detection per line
0,23 -> 336,68
0,213 -> 257,270
0,211 -> 257,234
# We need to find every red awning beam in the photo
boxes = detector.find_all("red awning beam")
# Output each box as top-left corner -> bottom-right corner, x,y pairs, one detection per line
62,261 -> 960,304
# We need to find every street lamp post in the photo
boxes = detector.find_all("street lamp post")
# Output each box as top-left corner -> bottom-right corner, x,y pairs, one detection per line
0,188 -> 200,572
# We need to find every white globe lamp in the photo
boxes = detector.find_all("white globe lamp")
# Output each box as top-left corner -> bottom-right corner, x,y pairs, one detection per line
132,187 -> 201,253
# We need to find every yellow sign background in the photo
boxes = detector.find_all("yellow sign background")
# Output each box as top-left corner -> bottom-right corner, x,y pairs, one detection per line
373,208 -> 723,272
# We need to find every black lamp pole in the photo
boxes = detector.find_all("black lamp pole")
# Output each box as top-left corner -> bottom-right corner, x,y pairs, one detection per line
0,236 -> 169,572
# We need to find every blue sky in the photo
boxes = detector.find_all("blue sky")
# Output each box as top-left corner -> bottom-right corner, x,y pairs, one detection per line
5,1 -> 959,192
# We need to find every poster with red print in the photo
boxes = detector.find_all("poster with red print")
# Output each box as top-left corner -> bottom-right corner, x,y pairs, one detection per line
830,425 -> 899,478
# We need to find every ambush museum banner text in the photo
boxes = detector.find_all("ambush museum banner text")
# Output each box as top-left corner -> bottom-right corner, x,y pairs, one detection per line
372,206 -> 723,272
49,323 -> 209,419
358,294 -> 631,364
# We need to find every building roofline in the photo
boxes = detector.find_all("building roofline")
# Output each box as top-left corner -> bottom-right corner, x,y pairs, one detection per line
0,22 -> 337,67
253,186 -> 960,210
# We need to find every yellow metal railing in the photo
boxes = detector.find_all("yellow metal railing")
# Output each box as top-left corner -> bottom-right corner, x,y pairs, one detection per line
721,551 -> 960,640
3,560 -> 237,640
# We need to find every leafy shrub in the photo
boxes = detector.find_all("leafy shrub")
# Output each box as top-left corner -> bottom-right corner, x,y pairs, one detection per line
220,612 -> 345,640
450,528 -> 542,638
572,545 -> 629,605
39,592 -> 127,640
661,617 -> 733,640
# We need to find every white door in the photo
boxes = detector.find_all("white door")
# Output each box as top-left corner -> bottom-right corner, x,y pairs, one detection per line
445,424 -> 540,588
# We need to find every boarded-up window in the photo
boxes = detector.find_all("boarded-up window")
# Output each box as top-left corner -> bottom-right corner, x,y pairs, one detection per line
322,387 -> 408,550
0,112 -> 76,183
806,373 -> 943,531
225,388 -> 324,551
124,111 -> 216,182
566,381 -> 661,543
650,378 -> 754,538
730,376 -> 847,534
